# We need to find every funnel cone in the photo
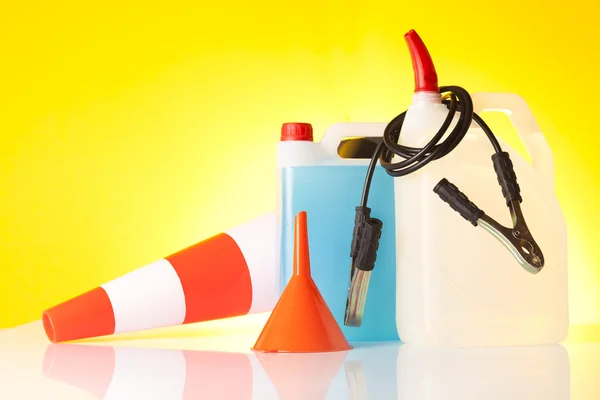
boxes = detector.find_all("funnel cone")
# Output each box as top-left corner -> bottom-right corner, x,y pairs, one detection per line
42,212 -> 278,343
252,211 -> 351,353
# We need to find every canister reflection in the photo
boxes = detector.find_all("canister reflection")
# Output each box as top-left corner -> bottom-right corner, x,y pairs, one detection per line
397,344 -> 570,400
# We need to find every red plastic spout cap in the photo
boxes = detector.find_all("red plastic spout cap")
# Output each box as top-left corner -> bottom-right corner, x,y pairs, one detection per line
281,123 -> 313,142
404,30 -> 439,93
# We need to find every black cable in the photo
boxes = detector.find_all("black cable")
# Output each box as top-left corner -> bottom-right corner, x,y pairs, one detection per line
347,85 -> 539,328
360,86 -> 503,208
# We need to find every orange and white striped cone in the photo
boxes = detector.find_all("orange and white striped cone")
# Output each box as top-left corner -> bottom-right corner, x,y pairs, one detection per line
42,212 -> 278,343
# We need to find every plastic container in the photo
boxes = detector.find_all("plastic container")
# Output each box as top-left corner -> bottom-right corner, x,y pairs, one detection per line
276,122 -> 399,342
393,31 -> 568,348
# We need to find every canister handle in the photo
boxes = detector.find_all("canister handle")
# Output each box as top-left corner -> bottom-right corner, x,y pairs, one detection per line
320,122 -> 387,158
471,92 -> 554,189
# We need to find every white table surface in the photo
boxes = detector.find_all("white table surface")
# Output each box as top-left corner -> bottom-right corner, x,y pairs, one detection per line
1,315 -> 599,399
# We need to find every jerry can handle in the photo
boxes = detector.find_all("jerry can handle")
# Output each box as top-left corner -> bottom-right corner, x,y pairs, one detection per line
320,122 -> 388,157
471,92 -> 554,189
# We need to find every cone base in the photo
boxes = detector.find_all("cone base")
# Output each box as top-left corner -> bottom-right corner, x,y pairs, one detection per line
251,346 -> 352,354
251,276 -> 352,354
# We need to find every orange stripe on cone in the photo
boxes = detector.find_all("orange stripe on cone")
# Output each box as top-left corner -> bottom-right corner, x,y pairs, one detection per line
42,287 -> 116,343
166,233 -> 253,324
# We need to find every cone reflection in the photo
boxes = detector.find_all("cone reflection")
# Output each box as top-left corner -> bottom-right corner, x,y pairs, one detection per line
42,344 -> 253,399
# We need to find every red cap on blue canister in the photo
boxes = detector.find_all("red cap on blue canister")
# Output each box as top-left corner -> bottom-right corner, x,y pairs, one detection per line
280,123 -> 313,142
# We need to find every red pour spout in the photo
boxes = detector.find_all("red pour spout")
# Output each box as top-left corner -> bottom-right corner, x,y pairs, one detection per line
404,30 -> 439,92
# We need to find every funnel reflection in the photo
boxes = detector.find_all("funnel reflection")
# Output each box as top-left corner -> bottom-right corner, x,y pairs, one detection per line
249,341 -> 401,399
254,351 -> 349,400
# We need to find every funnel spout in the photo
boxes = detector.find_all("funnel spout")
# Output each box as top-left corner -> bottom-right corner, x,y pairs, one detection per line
293,211 -> 311,276
404,29 -> 439,92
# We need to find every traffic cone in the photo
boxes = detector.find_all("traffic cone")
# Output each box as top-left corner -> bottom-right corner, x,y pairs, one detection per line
42,212 -> 279,343
252,211 -> 351,353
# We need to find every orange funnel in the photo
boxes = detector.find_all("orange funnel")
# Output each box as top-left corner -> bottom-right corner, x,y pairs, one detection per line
252,211 -> 351,353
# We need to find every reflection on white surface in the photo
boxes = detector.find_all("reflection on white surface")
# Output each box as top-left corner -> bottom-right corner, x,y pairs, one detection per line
397,344 -> 571,400
254,350 -> 349,399
335,342 -> 401,399
43,344 -> 256,399
41,342 -> 402,400
40,341 -> 571,399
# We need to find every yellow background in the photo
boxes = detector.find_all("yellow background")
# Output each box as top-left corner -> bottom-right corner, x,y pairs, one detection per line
1,0 -> 599,328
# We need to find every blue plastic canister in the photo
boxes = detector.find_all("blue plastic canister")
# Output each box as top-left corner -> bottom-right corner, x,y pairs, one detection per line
275,122 -> 399,342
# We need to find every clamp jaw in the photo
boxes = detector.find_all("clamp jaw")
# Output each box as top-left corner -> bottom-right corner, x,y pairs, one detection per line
434,152 -> 544,274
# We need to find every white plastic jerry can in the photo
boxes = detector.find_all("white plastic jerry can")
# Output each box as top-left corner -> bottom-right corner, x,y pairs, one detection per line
395,91 -> 569,348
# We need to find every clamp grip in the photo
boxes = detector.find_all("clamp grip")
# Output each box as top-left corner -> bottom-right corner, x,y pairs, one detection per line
433,178 -> 484,226
492,152 -> 522,204
350,206 -> 383,272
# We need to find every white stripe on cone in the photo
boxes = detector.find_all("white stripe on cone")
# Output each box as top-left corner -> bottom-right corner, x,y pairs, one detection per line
226,212 -> 279,314
101,259 -> 187,334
